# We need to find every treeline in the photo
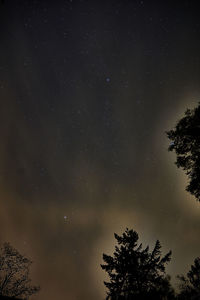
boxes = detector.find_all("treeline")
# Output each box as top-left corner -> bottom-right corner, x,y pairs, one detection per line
101,228 -> 200,300
0,230 -> 199,300
1,104 -> 200,299
100,102 -> 200,300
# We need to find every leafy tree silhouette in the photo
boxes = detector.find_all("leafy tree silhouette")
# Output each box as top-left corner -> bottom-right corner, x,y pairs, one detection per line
167,103 -> 200,201
177,257 -> 200,300
0,242 -> 40,299
101,228 -> 174,300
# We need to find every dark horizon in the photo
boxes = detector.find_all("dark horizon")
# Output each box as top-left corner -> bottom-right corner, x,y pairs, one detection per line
1,1 -> 200,299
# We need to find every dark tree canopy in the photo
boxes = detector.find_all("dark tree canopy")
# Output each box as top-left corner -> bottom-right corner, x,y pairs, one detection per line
101,228 -> 174,300
0,243 -> 40,299
167,103 -> 200,201
177,257 -> 200,300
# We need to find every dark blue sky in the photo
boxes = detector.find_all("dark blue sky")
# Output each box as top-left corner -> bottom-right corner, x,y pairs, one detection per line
1,1 -> 200,299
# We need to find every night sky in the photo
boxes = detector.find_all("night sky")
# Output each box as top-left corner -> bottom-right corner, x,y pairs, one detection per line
1,1 -> 200,299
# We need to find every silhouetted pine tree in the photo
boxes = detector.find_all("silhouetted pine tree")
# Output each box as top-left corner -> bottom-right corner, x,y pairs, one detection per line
101,228 -> 174,300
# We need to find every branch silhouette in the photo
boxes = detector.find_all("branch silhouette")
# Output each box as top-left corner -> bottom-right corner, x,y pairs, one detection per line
0,243 -> 40,299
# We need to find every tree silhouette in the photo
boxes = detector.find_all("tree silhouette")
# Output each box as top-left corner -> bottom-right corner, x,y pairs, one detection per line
177,257 -> 200,300
101,228 -> 174,300
167,103 -> 200,201
0,242 -> 40,299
